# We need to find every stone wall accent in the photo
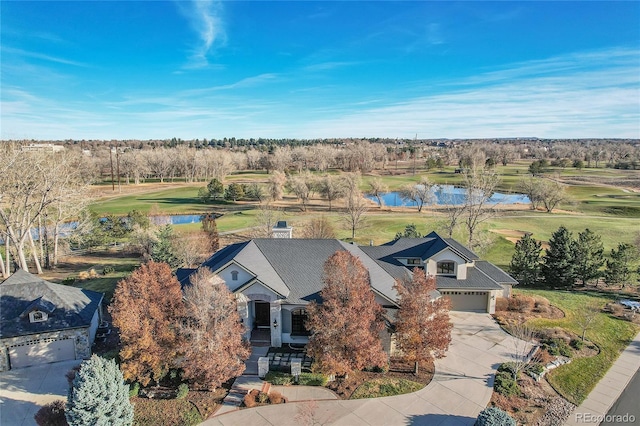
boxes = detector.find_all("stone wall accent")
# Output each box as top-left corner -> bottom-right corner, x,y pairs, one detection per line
0,327 -> 91,372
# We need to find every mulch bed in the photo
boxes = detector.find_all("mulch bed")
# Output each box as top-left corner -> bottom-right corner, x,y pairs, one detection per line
326,358 -> 434,400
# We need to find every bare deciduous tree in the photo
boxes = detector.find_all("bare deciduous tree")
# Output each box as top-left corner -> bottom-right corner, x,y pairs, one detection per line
318,175 -> 345,212
300,217 -> 337,239
340,191 -> 370,239
462,168 -> 500,248
399,177 -> 436,213
367,177 -> 388,209
251,203 -> 283,238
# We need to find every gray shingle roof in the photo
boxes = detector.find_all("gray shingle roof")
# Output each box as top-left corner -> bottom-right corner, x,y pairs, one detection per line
475,261 -> 518,284
0,270 -> 103,339
435,268 -> 504,290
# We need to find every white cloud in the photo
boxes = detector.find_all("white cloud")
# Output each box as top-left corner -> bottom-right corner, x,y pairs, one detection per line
176,0 -> 226,69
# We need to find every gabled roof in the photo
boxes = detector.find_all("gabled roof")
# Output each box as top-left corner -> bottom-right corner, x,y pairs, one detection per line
0,270 -> 103,339
377,231 -> 479,262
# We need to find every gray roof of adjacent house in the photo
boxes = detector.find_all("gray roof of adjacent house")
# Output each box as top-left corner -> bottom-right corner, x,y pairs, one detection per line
0,270 -> 104,339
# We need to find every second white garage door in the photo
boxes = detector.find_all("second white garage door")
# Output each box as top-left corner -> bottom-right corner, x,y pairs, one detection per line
442,291 -> 488,312
8,338 -> 76,369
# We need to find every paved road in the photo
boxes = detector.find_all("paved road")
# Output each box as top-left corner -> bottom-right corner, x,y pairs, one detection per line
204,312 -> 521,426
601,367 -> 640,426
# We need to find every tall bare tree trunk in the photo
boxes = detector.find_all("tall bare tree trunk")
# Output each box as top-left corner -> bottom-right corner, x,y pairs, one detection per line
28,230 -> 43,274
0,248 -> 6,278
53,224 -> 60,267
4,237 -> 11,277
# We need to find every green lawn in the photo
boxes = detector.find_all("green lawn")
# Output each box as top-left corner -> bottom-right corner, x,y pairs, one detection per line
66,256 -> 141,302
515,289 -> 639,405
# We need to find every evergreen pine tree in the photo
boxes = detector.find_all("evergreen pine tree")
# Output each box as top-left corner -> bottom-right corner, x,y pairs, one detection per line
573,228 -> 605,286
509,233 -> 542,287
542,226 -> 576,288
605,243 -> 639,288
151,225 -> 179,268
65,355 -> 134,426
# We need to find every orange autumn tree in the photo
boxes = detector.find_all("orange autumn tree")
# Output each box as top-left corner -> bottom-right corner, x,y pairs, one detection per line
109,261 -> 185,386
179,267 -> 250,390
306,250 -> 387,376
393,269 -> 453,373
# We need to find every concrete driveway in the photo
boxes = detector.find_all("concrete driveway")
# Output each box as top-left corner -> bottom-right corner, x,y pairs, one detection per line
204,312 -> 518,426
0,359 -> 79,426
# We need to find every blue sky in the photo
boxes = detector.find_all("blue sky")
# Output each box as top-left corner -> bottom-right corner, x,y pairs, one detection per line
1,1 -> 639,140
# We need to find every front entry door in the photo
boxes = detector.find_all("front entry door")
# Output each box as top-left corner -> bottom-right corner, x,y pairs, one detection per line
255,302 -> 270,328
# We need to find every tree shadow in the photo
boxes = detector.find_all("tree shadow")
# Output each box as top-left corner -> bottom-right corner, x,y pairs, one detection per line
0,394 -> 54,425
406,413 -> 475,425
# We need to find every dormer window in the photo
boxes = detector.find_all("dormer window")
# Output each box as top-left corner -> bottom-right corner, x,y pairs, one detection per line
231,270 -> 239,281
407,258 -> 422,266
29,311 -> 48,323
437,261 -> 455,275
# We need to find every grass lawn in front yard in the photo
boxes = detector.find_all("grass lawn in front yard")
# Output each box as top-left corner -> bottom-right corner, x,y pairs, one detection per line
516,289 -> 639,405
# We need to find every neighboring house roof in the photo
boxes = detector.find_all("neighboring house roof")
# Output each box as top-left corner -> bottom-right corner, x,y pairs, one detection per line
0,270 -> 104,339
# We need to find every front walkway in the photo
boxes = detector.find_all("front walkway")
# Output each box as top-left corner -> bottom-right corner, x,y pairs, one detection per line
204,312 -> 518,425
564,331 -> 640,426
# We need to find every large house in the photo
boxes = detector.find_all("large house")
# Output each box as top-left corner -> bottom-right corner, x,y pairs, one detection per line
0,270 -> 104,371
178,226 -> 516,349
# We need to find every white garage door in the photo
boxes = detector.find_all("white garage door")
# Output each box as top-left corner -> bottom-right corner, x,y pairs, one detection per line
9,338 -> 76,369
442,291 -> 488,312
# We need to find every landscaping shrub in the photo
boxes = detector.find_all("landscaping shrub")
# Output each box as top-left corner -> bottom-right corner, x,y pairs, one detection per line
34,400 -> 68,426
475,407 -> 516,426
571,339 -> 584,350
350,378 -> 423,399
129,382 -> 140,398
257,391 -> 269,404
268,391 -> 284,404
181,407 -> 202,426
62,276 -> 76,286
243,391 -> 258,408
176,384 -> 189,399
264,371 -> 294,385
526,363 -> 544,375
263,371 -> 328,386
497,362 -> 517,376
494,371 -> 520,397
507,296 -> 534,313
542,338 -> 572,357
299,372 -> 329,386
103,265 -> 115,275
495,297 -> 509,312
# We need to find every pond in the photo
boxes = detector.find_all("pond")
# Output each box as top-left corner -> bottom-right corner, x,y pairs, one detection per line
366,185 -> 530,207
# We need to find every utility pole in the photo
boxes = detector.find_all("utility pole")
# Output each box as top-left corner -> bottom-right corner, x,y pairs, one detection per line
116,143 -> 121,192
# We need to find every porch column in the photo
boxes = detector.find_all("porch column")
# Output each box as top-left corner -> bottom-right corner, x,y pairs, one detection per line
270,301 -> 282,347
236,294 -> 251,340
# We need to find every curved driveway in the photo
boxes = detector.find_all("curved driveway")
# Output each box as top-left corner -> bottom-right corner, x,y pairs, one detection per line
204,312 -> 517,426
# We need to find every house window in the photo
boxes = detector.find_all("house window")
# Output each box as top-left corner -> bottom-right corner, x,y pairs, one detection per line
231,270 -> 239,281
291,308 -> 310,336
407,258 -> 421,265
437,261 -> 455,275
